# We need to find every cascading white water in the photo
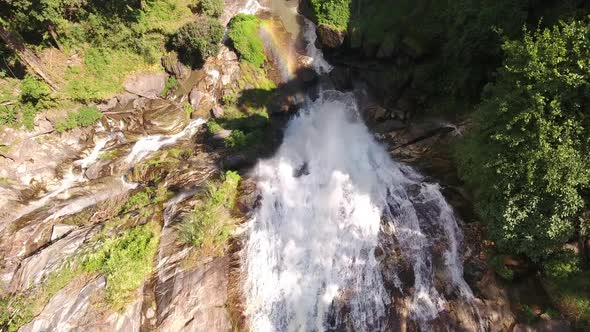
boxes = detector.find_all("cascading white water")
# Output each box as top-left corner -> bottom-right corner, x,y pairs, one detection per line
125,118 -> 206,165
302,18 -> 333,74
242,90 -> 477,331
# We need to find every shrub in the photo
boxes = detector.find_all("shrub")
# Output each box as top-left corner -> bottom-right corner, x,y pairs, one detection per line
20,75 -> 52,105
200,0 -> 224,18
456,19 -> 590,260
489,254 -> 514,281
543,250 -> 580,281
228,14 -> 266,67
309,0 -> 351,31
82,223 -> 159,312
0,105 -> 18,126
55,105 -> 103,133
172,17 -> 225,67
177,171 -> 240,254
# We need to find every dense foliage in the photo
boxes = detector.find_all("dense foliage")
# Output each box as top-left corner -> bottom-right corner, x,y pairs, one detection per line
309,0 -> 350,31
199,0 -> 224,18
228,14 -> 266,67
457,20 -> 590,260
172,17 -> 224,67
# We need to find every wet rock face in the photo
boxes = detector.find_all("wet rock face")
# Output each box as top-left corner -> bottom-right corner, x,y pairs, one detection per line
9,226 -> 99,293
20,276 -> 144,332
156,257 -> 232,332
142,99 -> 190,135
317,25 -> 345,49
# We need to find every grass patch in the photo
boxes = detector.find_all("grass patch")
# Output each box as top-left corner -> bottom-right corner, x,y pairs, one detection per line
55,105 -> 103,133
228,14 -> 267,67
63,48 -> 155,102
177,171 -> 240,256
82,223 -> 159,312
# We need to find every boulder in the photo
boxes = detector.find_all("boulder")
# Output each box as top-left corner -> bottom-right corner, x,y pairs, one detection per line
189,87 -> 215,119
50,224 -> 76,241
161,54 -> 190,79
142,99 -> 190,135
213,129 -> 232,141
210,105 -> 224,119
317,25 -> 345,49
124,72 -> 168,99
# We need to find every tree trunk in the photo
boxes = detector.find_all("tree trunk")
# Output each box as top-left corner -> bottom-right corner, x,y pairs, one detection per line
0,25 -> 59,91
47,24 -> 63,51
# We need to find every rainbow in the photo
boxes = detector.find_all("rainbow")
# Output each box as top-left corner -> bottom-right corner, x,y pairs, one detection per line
259,19 -> 298,82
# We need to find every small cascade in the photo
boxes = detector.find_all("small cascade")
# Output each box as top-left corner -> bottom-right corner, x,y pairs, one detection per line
125,118 -> 206,165
241,0 -> 266,15
8,135 -> 113,223
302,18 -> 333,74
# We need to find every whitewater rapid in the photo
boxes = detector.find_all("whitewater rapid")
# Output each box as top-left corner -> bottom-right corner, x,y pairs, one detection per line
242,90 -> 476,331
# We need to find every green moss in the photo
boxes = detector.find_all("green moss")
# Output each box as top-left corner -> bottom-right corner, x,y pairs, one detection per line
161,76 -> 178,97
228,15 -> 267,67
99,150 -> 121,160
177,171 -> 240,255
82,223 -> 159,312
120,190 -> 152,213
207,120 -> 224,134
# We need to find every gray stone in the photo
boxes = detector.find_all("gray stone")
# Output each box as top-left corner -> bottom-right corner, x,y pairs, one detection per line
124,72 -> 168,99
156,257 -> 231,332
50,224 -> 76,241
213,129 -> 232,141
210,105 -> 224,119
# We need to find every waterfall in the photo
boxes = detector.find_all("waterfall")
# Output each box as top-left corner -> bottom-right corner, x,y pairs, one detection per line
242,90 -> 477,331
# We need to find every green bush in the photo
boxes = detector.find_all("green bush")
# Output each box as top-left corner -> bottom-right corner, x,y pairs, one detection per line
55,105 -> 103,133
0,105 -> 18,126
20,75 -> 53,108
200,0 -> 224,18
456,19 -> 590,260
228,14 -> 266,67
82,223 -> 159,312
172,17 -> 225,67
543,250 -> 581,280
310,0 -> 351,31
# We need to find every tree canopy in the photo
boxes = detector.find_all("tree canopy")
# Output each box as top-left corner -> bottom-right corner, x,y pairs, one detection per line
457,19 -> 590,260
